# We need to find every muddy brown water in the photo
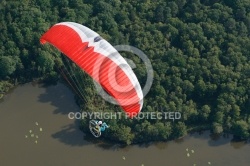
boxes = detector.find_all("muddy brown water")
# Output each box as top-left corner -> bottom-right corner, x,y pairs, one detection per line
0,83 -> 249,166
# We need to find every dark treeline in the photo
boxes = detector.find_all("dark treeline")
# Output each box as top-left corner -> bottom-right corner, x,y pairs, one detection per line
0,0 -> 250,144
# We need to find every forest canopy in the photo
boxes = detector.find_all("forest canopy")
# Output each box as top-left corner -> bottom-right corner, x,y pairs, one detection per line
0,0 -> 250,144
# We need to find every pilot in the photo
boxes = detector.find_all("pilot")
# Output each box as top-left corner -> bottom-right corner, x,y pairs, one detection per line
96,120 -> 109,132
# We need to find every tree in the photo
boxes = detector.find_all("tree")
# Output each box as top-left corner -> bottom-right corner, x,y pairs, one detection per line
232,120 -> 249,139
155,122 -> 172,140
200,105 -> 211,121
36,51 -> 55,75
0,56 -> 16,78
172,122 -> 187,138
168,2 -> 179,17
176,0 -> 186,9
212,122 -> 223,134
155,5 -> 164,22
115,125 -> 135,145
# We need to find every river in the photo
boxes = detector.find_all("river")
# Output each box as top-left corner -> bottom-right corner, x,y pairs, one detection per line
0,83 -> 249,166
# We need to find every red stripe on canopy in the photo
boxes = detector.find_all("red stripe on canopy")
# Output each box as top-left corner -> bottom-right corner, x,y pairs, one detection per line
40,24 -> 141,116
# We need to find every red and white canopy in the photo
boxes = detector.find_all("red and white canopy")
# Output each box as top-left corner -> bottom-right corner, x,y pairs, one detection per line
40,22 -> 143,117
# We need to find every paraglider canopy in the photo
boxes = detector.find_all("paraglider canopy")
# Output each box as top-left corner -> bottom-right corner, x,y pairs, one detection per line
40,22 -> 143,117
94,36 -> 102,42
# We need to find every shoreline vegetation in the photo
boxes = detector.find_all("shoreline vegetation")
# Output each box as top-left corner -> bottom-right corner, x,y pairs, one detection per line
1,0 -> 250,145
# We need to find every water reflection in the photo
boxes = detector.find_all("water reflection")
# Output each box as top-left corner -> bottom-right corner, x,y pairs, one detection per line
154,142 -> 168,150
230,138 -> 248,149
174,137 -> 185,144
38,82 -> 79,115
52,122 -> 89,147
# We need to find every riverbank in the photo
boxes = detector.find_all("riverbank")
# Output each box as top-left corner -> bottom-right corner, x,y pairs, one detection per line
1,80 -> 246,146
0,83 -> 249,166
0,80 -> 15,99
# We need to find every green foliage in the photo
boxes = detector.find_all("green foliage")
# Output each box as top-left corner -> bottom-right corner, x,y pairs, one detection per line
200,105 -> 211,121
172,122 -> 187,138
212,122 -> 223,134
114,125 -> 135,145
0,56 -> 16,79
43,71 -> 59,85
232,120 -> 249,139
36,51 -> 55,74
1,0 -> 250,143
0,81 -> 14,93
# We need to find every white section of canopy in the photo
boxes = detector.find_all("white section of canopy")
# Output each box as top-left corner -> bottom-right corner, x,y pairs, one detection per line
56,22 -> 143,110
